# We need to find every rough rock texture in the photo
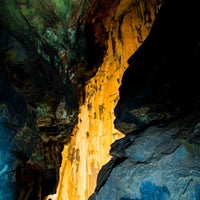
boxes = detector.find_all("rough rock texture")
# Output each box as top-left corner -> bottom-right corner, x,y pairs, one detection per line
90,114 -> 200,199
0,0 -> 99,199
1,0 -> 200,199
55,1 -> 162,199
0,0 -> 163,199
89,0 -> 200,199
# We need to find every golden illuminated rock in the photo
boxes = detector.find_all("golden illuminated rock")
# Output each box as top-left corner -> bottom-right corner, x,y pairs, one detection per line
54,1 -> 161,200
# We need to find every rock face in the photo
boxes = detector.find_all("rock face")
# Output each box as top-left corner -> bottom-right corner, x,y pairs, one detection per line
55,1 -> 161,199
89,0 -> 200,199
1,0 -> 200,200
0,0 -> 161,199
90,114 -> 200,199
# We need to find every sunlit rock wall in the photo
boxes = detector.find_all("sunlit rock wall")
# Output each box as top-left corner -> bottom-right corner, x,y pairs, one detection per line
55,1 -> 161,199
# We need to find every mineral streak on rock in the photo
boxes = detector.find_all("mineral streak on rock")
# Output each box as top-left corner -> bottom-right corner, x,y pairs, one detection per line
55,1 -> 161,199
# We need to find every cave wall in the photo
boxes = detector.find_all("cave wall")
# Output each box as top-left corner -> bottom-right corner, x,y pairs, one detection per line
0,0 -> 162,199
0,0 -> 93,199
90,0 -> 200,199
54,0 -> 163,199
3,0 -> 199,199
0,65 -> 38,199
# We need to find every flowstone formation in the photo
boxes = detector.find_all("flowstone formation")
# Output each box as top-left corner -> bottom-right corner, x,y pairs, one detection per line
90,0 -> 200,199
55,1 -> 162,199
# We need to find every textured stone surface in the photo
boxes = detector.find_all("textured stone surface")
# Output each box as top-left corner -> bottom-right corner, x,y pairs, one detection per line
55,1 -> 162,199
90,114 -> 200,200
0,125 -> 17,200
1,0 -> 200,199
0,0 -> 98,199
0,66 -> 42,199
0,0 -> 162,198
90,0 -> 200,199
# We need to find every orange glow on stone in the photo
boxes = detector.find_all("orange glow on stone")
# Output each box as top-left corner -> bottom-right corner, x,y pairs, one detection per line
47,1 -> 159,199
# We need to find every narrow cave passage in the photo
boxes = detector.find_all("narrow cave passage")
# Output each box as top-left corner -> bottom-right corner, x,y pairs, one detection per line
1,0 -> 199,199
48,1 -> 160,199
